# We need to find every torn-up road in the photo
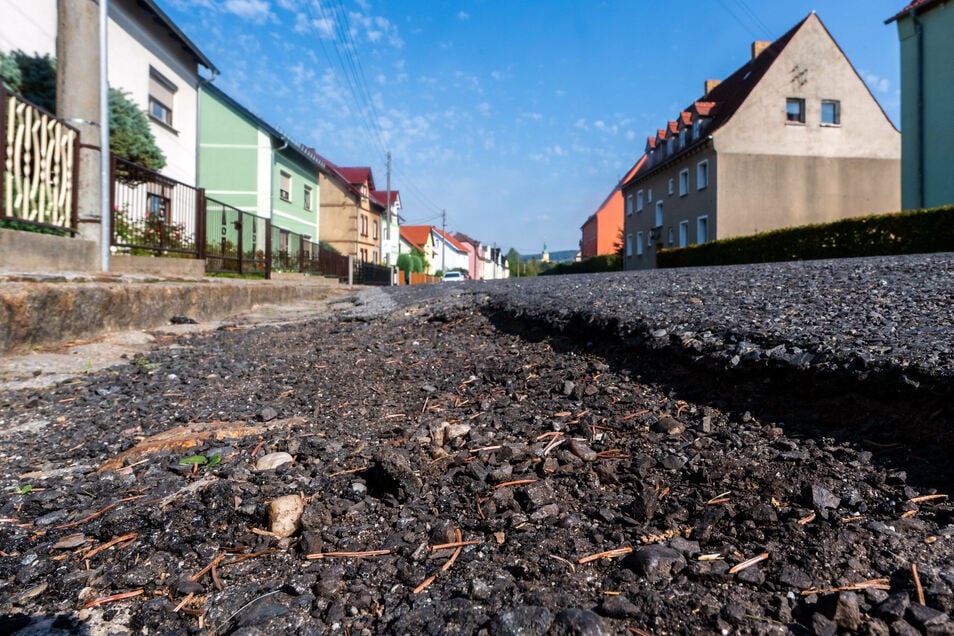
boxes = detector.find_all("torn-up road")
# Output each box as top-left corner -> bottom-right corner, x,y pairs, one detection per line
0,254 -> 952,635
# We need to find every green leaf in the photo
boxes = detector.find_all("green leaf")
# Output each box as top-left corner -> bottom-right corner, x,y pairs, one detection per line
15,484 -> 33,494
179,455 -> 208,466
206,453 -> 222,467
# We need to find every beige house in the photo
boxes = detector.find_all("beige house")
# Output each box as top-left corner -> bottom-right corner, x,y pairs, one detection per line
622,12 -> 900,270
308,151 -> 385,263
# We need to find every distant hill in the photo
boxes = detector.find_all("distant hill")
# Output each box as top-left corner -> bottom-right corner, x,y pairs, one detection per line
521,249 -> 577,263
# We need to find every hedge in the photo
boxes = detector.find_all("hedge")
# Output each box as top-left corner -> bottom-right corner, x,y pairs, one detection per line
541,254 -> 621,276
657,206 -> 954,269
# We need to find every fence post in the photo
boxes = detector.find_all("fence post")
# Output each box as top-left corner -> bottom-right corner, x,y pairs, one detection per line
265,219 -> 272,280
196,188 -> 207,262
348,255 -> 354,286
0,87 -> 5,220
236,203 -> 244,276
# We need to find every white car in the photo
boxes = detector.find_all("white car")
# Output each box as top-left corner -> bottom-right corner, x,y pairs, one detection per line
441,271 -> 466,282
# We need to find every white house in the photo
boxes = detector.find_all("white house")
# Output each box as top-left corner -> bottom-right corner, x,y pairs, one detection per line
0,0 -> 217,186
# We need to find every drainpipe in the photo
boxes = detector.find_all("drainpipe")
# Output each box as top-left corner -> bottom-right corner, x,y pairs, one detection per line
99,0 -> 109,271
909,9 -> 925,209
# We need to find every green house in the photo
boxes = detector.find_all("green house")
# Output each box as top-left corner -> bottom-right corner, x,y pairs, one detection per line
198,83 -> 321,239
887,1 -> 954,210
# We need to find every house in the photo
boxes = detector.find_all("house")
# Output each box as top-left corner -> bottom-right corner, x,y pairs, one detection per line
317,160 -> 385,263
399,225 -> 470,276
454,232 -> 483,280
0,0 -> 217,186
373,190 -> 402,267
199,84 -> 322,245
622,13 -> 900,270
886,1 -> 954,209
580,157 -> 644,258
399,225 -> 437,274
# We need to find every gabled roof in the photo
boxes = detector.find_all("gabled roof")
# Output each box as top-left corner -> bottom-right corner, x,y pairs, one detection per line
886,0 -> 945,22
371,190 -> 401,208
625,14 -> 810,188
302,147 -> 365,200
139,0 -> 218,73
581,154 -> 647,230
400,225 -> 433,251
337,167 -> 376,191
432,227 -> 468,253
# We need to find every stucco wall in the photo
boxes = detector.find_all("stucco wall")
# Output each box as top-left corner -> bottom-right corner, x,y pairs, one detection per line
716,154 -> 901,238
896,4 -> 954,209
318,174 -> 359,258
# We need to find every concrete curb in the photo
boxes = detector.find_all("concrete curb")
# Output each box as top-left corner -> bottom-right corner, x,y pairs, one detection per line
0,274 -> 347,354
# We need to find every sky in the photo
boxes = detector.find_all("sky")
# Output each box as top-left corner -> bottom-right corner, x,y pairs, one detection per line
161,0 -> 906,256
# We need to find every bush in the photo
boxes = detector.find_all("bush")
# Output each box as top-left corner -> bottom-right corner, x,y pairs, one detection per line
657,207 -> 954,269
540,254 -> 620,276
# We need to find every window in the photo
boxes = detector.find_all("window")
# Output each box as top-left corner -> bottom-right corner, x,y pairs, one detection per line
655,201 -> 663,227
373,220 -> 379,240
679,220 -> 689,247
626,194 -> 633,216
279,171 -> 291,202
148,68 -> 176,127
647,189 -> 653,203
373,250 -> 378,262
697,160 -> 709,190
636,232 -> 644,256
697,215 -> 709,243
679,129 -> 686,149
636,190 -> 644,211
668,179 -> 674,195
821,99 -> 841,126
692,121 -> 700,140
303,185 -> 312,211
360,215 -> 368,237
667,227 -> 674,245
667,137 -> 674,155
786,98 -> 805,123
679,169 -> 689,196
625,233 -> 632,257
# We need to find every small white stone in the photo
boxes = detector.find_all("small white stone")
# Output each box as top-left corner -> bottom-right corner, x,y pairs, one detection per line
255,451 -> 293,471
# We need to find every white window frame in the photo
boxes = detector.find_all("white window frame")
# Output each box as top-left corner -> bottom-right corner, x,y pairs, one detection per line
697,160 -> 709,190
636,232 -> 644,255
303,184 -> 312,211
625,194 -> 633,216
679,220 -> 689,247
636,190 -> 644,212
697,215 -> 709,243
679,169 -> 689,196
655,201 -> 663,228
679,129 -> 686,149
667,227 -> 674,245
668,178 -> 674,195
647,189 -> 653,203
625,233 -> 633,257
148,67 -> 176,128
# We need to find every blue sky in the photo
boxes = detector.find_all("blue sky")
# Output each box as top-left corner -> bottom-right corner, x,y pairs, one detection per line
162,0 -> 905,255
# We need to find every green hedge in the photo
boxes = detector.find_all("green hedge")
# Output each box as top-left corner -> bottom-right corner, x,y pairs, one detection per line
540,254 -> 621,276
657,206 -> 954,269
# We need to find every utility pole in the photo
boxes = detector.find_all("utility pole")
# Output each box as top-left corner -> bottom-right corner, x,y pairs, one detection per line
384,151 -> 391,263
441,208 -> 446,274
58,0 -> 108,268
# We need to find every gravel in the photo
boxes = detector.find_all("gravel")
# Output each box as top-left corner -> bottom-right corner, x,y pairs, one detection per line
0,253 -> 951,634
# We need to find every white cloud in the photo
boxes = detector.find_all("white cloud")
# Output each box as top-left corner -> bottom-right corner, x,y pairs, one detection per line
457,11 -> 470,20
574,118 -> 587,129
223,0 -> 271,22
863,71 -> 891,93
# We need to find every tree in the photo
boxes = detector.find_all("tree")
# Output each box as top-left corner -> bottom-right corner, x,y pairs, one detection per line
109,88 -> 165,170
613,226 -> 625,257
506,248 -> 521,275
1,50 -> 165,170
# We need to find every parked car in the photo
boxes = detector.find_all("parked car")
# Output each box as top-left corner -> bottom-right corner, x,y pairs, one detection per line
441,271 -> 465,282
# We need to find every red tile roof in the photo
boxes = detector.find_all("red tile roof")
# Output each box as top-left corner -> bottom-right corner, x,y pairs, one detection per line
691,101 -> 717,117
886,0 -> 944,22
400,225 -> 432,251
667,121 -> 679,135
626,13 -> 810,187
679,112 -> 692,126
432,227 -> 468,252
337,167 -> 376,191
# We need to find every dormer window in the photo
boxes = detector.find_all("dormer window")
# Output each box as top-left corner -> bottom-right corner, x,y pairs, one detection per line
679,129 -> 686,149
667,137 -> 674,155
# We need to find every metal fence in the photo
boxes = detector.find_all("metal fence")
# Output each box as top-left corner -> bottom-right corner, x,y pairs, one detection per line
356,261 -> 393,286
0,86 -> 79,233
205,197 -> 270,277
111,156 -> 203,258
270,227 -> 352,281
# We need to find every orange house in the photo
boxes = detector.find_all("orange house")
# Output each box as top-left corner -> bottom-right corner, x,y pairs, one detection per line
580,156 -> 645,258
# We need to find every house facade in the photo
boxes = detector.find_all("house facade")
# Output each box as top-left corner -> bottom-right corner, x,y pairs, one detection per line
317,162 -> 385,263
199,84 -> 321,241
580,157 -> 644,258
622,13 -> 900,270
887,1 -> 954,210
432,227 -> 470,275
373,190 -> 402,267
0,0 -> 216,186
399,225 -> 437,274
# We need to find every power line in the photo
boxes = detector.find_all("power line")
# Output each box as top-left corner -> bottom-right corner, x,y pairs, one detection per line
733,0 -> 772,39
714,0 -> 763,41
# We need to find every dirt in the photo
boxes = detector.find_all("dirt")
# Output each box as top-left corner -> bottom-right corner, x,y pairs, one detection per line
0,293 -> 951,635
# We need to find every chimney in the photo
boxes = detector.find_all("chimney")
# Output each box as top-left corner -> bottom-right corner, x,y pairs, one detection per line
704,79 -> 721,96
751,40 -> 771,60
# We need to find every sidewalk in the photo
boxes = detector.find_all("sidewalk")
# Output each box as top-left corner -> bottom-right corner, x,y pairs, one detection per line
0,269 -> 349,356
